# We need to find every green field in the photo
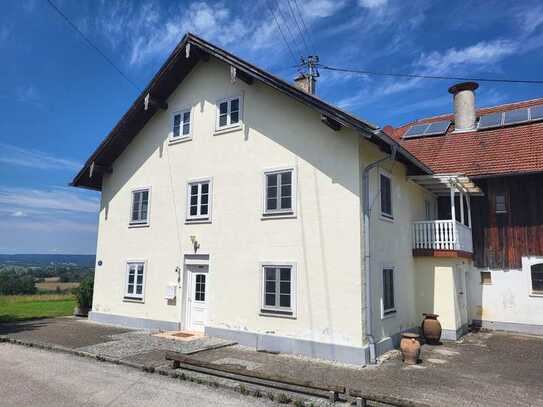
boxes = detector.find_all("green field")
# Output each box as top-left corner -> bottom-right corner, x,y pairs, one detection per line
0,294 -> 76,323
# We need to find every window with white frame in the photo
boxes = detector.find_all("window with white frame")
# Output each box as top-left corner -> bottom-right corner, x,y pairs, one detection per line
172,109 -> 191,139
130,189 -> 149,225
187,179 -> 211,221
216,97 -> 241,130
125,262 -> 145,300
425,199 -> 432,220
261,264 -> 295,315
495,192 -> 507,214
380,173 -> 393,219
531,263 -> 543,294
382,267 -> 396,316
264,169 -> 294,215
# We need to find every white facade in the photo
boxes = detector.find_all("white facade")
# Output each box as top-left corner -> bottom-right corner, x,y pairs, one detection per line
89,57 -> 437,364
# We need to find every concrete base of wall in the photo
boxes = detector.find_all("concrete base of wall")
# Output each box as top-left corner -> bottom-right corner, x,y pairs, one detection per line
442,323 -> 469,341
89,311 -> 179,331
205,326 -> 369,365
472,319 -> 543,336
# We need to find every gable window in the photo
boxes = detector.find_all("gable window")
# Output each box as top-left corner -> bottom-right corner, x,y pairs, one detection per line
216,97 -> 241,130
495,192 -> 507,214
263,168 -> 295,216
172,109 -> 191,140
130,189 -> 149,226
380,173 -> 393,219
125,262 -> 145,300
382,267 -> 396,316
187,179 -> 212,221
261,264 -> 296,316
531,263 -> 543,295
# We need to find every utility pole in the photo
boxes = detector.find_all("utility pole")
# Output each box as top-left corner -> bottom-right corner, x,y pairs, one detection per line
300,55 -> 320,95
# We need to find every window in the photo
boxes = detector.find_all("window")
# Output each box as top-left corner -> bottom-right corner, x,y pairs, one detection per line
125,262 -> 145,300
382,267 -> 395,316
480,271 -> 492,285
171,109 -> 191,140
425,199 -> 432,220
261,264 -> 295,316
216,97 -> 241,130
495,192 -> 507,214
531,264 -> 543,294
264,169 -> 295,216
380,173 -> 393,219
187,179 -> 212,221
195,274 -> 206,302
130,189 -> 149,225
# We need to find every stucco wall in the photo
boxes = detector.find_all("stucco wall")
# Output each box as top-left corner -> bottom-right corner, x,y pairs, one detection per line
360,142 -> 436,345
468,256 -> 543,330
93,59 -> 364,347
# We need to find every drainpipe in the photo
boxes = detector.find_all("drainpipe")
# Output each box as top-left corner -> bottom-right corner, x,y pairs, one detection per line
362,132 -> 397,364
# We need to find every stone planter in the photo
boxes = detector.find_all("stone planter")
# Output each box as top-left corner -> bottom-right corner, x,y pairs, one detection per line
421,313 -> 442,345
400,333 -> 421,365
73,305 -> 90,317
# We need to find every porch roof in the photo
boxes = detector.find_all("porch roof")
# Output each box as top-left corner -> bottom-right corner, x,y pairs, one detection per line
408,173 -> 483,196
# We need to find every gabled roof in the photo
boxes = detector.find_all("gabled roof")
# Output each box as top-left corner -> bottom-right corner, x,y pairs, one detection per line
387,98 -> 543,178
71,33 -> 431,191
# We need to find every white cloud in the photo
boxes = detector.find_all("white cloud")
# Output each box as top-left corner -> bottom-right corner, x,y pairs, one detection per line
0,143 -> 81,171
303,0 -> 347,20
11,211 -> 26,217
0,187 -> 99,214
516,4 -> 543,34
0,218 -> 97,233
358,0 -> 388,10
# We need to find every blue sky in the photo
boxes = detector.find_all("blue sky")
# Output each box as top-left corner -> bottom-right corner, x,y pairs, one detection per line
1,0 -> 542,254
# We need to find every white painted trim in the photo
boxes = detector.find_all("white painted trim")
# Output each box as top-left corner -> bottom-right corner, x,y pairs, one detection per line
523,256 -> 543,297
185,177 -> 213,222
169,107 -> 193,143
378,168 -> 394,221
123,259 -> 148,302
184,263 -> 210,332
259,262 -> 297,319
380,265 -> 396,319
215,94 -> 243,132
128,186 -> 151,227
261,166 -> 297,218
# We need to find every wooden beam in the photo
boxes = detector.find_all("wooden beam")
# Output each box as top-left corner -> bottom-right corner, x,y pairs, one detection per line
321,114 -> 341,131
144,93 -> 168,111
230,66 -> 253,85
89,161 -> 112,178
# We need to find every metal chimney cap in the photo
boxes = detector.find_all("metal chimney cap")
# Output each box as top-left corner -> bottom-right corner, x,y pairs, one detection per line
448,82 -> 479,94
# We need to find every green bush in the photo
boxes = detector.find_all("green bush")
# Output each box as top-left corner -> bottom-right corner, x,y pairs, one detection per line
74,274 -> 94,309
0,272 -> 37,295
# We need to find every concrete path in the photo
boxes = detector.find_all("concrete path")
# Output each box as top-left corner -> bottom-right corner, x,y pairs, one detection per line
0,343 -> 274,407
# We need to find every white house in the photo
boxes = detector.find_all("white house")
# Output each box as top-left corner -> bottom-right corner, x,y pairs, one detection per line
73,34 -> 514,365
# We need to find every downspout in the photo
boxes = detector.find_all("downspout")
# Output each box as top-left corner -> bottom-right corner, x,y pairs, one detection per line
362,132 -> 397,364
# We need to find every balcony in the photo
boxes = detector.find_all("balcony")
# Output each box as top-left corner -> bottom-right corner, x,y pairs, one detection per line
412,220 -> 473,254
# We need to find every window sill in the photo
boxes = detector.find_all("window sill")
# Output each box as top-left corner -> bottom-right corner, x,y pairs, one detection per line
214,124 -> 243,136
260,309 -> 296,319
169,136 -> 192,145
123,297 -> 144,303
380,214 -> 394,223
261,212 -> 296,220
529,292 -> 543,298
128,223 -> 150,229
382,310 -> 397,320
185,219 -> 212,225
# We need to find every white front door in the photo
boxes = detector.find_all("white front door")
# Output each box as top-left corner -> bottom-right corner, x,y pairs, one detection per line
186,265 -> 208,332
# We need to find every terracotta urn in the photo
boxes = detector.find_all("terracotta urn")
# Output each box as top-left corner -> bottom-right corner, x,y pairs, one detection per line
421,313 -> 442,345
400,333 -> 421,365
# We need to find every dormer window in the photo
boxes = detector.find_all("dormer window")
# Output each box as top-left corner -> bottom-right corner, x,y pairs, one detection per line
216,96 -> 242,131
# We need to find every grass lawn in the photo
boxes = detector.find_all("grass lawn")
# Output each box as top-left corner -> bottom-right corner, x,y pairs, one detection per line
0,294 -> 76,323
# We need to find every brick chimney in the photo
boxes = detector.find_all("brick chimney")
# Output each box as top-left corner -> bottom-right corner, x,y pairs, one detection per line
294,73 -> 316,95
448,82 -> 479,132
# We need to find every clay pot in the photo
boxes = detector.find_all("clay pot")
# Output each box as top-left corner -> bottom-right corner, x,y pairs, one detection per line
400,333 -> 421,365
421,313 -> 442,345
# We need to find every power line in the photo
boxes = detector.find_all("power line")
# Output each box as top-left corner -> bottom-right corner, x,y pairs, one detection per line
45,0 -> 141,92
292,0 -> 317,56
318,64 -> 543,85
273,0 -> 304,59
266,0 -> 299,67
286,0 -> 310,57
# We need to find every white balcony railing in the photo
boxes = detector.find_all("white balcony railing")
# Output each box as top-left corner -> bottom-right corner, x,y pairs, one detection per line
412,220 -> 473,253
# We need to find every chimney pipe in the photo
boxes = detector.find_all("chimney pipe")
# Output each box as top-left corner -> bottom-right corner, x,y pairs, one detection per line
294,73 -> 316,95
448,82 -> 479,132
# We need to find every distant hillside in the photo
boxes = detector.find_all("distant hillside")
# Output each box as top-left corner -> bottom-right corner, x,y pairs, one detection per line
0,254 -> 96,268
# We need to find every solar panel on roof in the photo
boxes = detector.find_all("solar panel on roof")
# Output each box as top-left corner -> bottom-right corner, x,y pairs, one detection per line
424,120 -> 451,136
403,123 -> 429,138
478,113 -> 502,129
530,105 -> 543,121
503,108 -> 529,125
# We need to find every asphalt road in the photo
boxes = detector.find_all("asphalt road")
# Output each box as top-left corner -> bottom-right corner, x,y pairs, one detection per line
0,343 -> 274,407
